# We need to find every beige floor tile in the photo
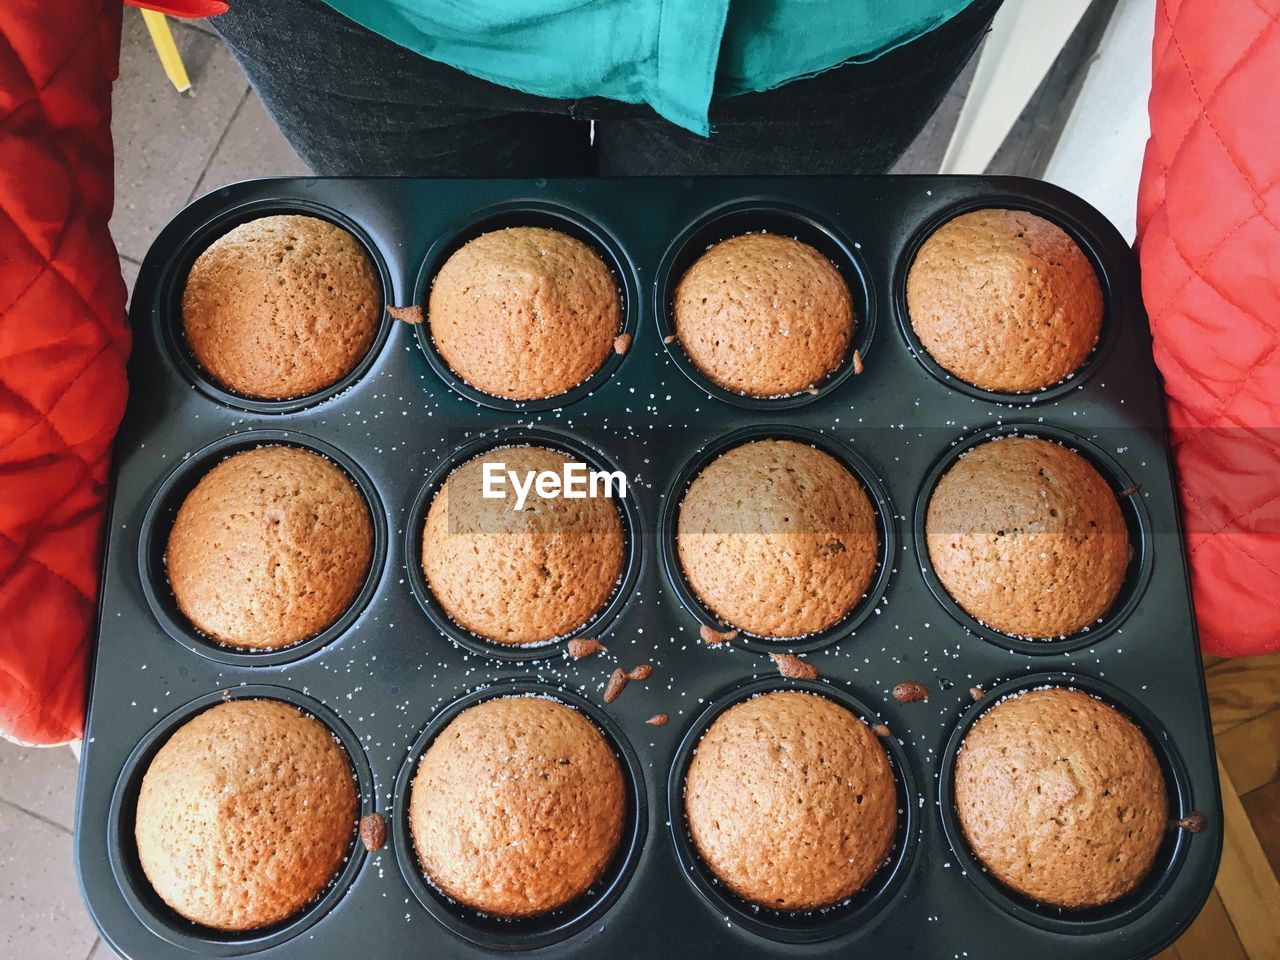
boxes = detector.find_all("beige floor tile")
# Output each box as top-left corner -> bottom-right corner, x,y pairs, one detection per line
0,803 -> 99,960
119,257 -> 141,311
192,91 -> 310,197
187,17 -> 219,37
0,740 -> 78,832
110,9 -> 249,262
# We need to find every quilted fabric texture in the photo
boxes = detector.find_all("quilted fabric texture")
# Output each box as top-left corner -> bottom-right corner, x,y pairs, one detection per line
0,0 -> 130,744
1137,0 -> 1280,656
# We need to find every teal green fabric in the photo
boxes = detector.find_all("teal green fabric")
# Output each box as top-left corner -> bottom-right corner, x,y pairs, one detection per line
319,0 -> 975,135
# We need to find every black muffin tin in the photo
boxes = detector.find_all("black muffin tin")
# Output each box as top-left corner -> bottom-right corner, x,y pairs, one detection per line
76,176 -> 1221,960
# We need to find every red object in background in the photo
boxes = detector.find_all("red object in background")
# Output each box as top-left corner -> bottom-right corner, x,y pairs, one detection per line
131,1 -> 228,15
1137,0 -> 1280,657
0,0 -> 131,744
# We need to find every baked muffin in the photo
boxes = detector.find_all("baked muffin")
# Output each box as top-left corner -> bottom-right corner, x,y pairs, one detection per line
182,214 -> 382,399
925,437 -> 1129,638
906,209 -> 1102,393
673,233 -> 854,397
409,696 -> 625,917
135,699 -> 358,930
954,687 -> 1168,908
684,691 -> 897,910
428,227 -> 621,400
422,445 -> 624,645
677,439 -> 877,637
166,445 -> 373,649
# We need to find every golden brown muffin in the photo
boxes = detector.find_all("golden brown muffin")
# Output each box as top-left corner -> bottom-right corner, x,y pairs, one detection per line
954,687 -> 1168,908
182,215 -> 382,399
673,234 -> 854,397
421,445 -> 624,645
134,699 -> 358,931
166,445 -> 373,650
428,227 -> 621,400
925,437 -> 1129,638
906,208 -> 1102,393
409,696 -> 625,917
684,691 -> 897,910
676,439 -> 878,638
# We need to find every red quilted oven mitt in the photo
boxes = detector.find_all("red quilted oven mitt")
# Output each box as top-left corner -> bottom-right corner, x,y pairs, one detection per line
0,0 -> 132,745
0,0 -> 225,745
1137,0 -> 1280,656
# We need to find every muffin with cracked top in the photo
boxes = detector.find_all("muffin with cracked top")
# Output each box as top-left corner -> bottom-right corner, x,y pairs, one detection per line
677,438 -> 878,638
408,695 -> 625,917
134,699 -> 358,930
182,214 -> 382,400
428,226 -> 621,400
953,686 -> 1168,908
166,445 -> 373,650
684,690 -> 897,910
925,437 -> 1129,638
906,208 -> 1102,393
673,233 -> 855,397
421,445 -> 625,645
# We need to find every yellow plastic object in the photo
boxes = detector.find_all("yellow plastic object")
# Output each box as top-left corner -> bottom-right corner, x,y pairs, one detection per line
140,10 -> 192,94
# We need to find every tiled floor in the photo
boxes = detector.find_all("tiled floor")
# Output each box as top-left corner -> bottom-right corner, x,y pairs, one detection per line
0,9 -> 972,960
0,742 -> 97,959
110,11 -> 307,298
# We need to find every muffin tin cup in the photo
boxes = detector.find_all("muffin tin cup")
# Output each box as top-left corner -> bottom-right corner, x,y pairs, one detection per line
81,175 -> 1219,960
936,672 -> 1196,935
105,685 -> 375,956
411,199 -> 640,412
654,200 -> 876,410
138,429 -> 388,667
912,421 -> 1153,655
893,194 -> 1119,405
157,197 -> 396,414
667,676 -> 919,944
659,424 -> 896,655
404,425 -> 641,662
390,678 -> 648,951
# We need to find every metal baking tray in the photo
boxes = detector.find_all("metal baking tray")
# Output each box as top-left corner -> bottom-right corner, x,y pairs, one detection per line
75,175 -> 1221,959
